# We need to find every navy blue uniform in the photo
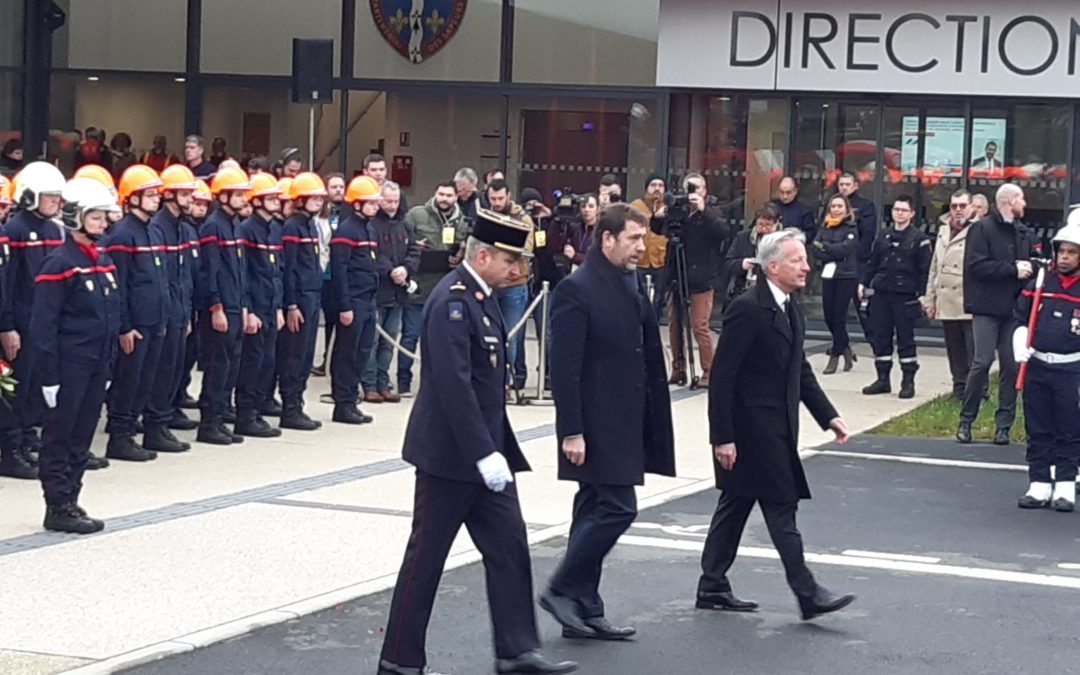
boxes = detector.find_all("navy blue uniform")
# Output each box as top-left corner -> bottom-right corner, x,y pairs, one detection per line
236,212 -> 284,418
173,218 -> 201,407
1,211 -> 64,452
197,207 -> 248,426
145,207 -> 191,429
329,211 -> 378,405
100,213 -> 169,437
31,239 -> 120,506
380,265 -> 537,669
278,213 -> 323,413
1016,273 -> 1080,483
863,224 -> 932,376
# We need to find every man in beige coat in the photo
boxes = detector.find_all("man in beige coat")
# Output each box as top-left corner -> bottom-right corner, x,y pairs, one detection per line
922,190 -> 975,400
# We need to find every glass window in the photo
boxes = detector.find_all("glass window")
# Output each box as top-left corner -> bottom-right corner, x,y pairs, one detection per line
508,97 -> 658,203
0,0 -> 23,66
356,0 -> 501,82
969,103 -> 1070,237
0,71 -> 21,138
792,100 -> 880,219
202,0 -> 341,76
513,0 -> 659,86
48,73 -> 185,176
51,0 -> 187,72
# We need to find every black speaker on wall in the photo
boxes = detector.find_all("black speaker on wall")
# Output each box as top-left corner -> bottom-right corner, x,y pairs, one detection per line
291,38 -> 333,104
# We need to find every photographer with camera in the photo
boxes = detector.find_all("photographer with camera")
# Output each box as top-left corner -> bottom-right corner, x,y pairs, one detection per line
598,174 -> 623,208
657,173 -> 730,387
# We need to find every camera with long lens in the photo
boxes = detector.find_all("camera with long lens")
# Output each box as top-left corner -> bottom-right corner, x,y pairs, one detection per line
661,189 -> 690,239
553,187 -> 584,219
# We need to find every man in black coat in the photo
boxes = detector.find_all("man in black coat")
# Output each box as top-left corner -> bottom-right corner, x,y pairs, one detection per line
378,210 -> 575,675
542,203 -> 676,641
837,172 -> 878,343
698,228 -> 856,620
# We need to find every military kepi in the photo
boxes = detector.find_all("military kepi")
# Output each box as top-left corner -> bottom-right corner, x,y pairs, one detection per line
472,207 -> 533,257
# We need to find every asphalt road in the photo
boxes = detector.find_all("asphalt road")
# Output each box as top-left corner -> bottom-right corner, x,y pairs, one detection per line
126,435 -> 1080,675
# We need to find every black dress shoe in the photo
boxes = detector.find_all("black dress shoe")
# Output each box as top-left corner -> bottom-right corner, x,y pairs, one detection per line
280,408 -> 322,431
696,590 -> 759,612
561,616 -> 636,640
539,590 -> 588,633
196,424 -> 233,446
955,422 -> 973,444
376,659 -> 446,675
798,587 -> 855,621
993,427 -> 1010,445
332,404 -> 373,425
495,650 -> 577,674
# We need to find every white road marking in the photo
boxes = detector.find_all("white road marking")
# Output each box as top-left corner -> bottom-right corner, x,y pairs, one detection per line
619,535 -> 1080,590
811,449 -> 1025,472
842,549 -> 942,564
1058,563 -> 1080,570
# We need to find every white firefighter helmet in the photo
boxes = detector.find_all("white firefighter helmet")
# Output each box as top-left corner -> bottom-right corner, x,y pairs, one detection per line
60,178 -> 120,232
1067,205 -> 1080,228
13,161 -> 66,211
1052,221 -> 1080,249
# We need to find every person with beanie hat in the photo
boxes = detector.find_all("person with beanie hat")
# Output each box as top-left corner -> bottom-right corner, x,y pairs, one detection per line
631,173 -> 669,319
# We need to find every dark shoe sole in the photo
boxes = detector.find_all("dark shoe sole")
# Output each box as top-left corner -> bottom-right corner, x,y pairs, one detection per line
695,599 -> 759,612
801,594 -> 856,621
561,626 -> 635,641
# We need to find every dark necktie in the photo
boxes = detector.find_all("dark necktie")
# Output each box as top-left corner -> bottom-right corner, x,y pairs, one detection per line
785,298 -> 797,335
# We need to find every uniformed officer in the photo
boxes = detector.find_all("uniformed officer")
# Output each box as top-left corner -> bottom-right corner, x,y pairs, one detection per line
197,166 -> 251,445
859,195 -> 931,399
235,173 -> 285,438
278,172 -> 327,431
1013,216 -> 1080,512
378,209 -> 576,675
100,164 -> 168,462
143,164 -> 199,453
0,162 -> 67,479
172,179 -> 210,420
31,178 -> 121,533
329,176 -> 380,425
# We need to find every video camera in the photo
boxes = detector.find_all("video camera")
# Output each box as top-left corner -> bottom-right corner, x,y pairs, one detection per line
662,188 -> 692,225
552,187 -> 585,219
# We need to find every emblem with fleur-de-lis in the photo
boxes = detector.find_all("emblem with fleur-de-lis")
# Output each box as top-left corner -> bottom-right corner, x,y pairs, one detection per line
425,9 -> 446,34
390,8 -> 409,33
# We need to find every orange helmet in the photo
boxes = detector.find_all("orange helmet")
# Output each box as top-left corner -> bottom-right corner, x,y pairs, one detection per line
117,164 -> 164,205
289,172 -> 328,200
247,172 -> 282,201
0,176 -> 11,206
73,164 -> 116,189
276,177 -> 293,196
160,164 -> 198,192
192,179 -> 213,203
345,175 -> 381,204
210,166 -> 251,195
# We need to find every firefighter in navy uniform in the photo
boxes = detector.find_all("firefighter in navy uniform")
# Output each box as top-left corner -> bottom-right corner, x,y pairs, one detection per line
172,179 -> 210,419
197,166 -> 251,445
329,175 -> 380,425
378,209 -> 576,675
859,195 -> 932,399
278,172 -> 327,431
0,162 -> 67,480
31,178 -> 121,533
100,164 -> 169,462
235,174 -> 285,438
1013,217 -> 1080,513
144,164 -> 199,453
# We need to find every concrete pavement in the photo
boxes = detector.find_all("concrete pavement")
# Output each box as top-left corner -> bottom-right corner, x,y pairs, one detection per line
0,334 -> 954,674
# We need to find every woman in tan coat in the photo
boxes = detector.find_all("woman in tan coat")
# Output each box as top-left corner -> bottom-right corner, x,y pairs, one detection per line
922,190 -> 975,400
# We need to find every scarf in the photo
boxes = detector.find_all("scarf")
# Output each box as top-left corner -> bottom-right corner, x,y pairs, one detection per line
824,215 -> 845,229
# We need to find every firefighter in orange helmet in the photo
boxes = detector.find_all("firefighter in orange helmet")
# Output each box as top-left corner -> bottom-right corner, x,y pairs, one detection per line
172,179 -> 211,417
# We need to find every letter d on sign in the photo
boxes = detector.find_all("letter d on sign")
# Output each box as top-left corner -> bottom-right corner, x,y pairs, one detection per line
731,11 -> 777,67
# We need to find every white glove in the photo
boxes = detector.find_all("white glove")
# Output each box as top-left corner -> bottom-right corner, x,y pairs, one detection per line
476,452 -> 514,492
1012,326 -> 1033,364
42,385 -> 59,409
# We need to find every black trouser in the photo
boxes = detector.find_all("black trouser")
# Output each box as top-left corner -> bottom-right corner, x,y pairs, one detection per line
320,278 -> 337,365
174,311 -> 200,405
698,491 -> 817,599
960,314 -> 1018,428
236,318 -> 279,418
39,361 -> 109,507
942,319 -> 974,391
279,292 -> 321,409
821,278 -> 857,355
548,483 -> 637,619
109,323 -> 166,436
381,471 -> 540,668
198,311 -> 243,425
868,291 -> 918,375
145,319 -> 186,428
330,298 -> 376,405
1023,361 -> 1080,483
1,328 -> 41,451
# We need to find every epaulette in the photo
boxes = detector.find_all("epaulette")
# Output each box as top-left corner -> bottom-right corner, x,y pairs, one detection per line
449,281 -> 467,292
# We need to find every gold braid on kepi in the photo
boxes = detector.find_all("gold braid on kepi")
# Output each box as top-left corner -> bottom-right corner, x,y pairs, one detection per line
472,208 -> 533,257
